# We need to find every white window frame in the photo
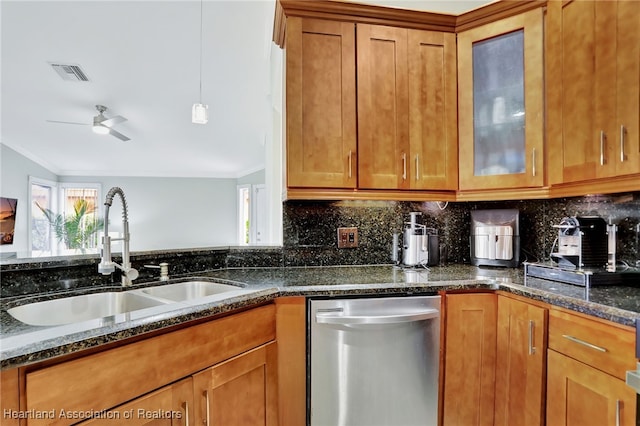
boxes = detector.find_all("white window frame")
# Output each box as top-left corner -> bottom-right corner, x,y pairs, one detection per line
252,184 -> 266,244
28,177 -> 103,255
237,184 -> 251,246
28,176 -> 58,255
58,182 -> 102,218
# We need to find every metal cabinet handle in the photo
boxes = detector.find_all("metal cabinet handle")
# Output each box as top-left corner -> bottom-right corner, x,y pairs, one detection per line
528,320 -> 536,355
402,153 -> 407,180
348,150 -> 353,178
532,148 -> 537,177
620,125 -> 627,162
562,334 -> 608,352
183,401 -> 190,426
415,154 -> 420,181
616,399 -> 621,426
600,131 -> 606,166
203,390 -> 210,426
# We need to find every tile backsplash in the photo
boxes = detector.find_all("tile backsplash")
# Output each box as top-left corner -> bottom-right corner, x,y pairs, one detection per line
282,192 -> 640,267
3,193 -> 638,298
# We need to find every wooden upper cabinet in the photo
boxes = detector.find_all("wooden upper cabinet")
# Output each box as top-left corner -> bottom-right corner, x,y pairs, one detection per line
458,8 -> 544,191
614,0 -> 640,177
408,30 -> 458,190
286,17 -> 357,188
357,24 -> 410,189
358,24 -> 458,191
547,0 -> 640,185
285,16 -> 457,195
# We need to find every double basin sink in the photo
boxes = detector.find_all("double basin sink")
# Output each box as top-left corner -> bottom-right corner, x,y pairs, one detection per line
7,281 -> 248,327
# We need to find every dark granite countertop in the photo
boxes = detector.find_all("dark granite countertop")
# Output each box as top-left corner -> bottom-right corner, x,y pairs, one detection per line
2,264 -> 639,370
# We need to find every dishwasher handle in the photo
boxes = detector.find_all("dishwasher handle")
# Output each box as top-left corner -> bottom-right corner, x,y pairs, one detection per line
316,308 -> 439,325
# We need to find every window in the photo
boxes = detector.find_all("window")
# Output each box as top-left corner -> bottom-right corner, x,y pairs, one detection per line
29,177 -> 102,255
238,185 -> 251,245
29,177 -> 57,255
237,184 -> 267,245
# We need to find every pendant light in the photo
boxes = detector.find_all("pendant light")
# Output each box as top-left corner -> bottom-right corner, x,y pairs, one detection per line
192,0 -> 208,124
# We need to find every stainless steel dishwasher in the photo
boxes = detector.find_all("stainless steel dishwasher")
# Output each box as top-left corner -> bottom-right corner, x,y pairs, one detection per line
310,295 -> 441,426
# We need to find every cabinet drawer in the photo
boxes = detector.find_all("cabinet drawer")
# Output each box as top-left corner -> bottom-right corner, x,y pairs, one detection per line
548,309 -> 636,380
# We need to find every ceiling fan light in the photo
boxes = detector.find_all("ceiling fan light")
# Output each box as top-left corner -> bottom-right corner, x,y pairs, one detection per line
92,124 -> 109,135
192,103 -> 208,124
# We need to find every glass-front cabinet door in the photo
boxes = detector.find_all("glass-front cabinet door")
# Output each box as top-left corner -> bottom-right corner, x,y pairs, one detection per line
458,8 -> 544,191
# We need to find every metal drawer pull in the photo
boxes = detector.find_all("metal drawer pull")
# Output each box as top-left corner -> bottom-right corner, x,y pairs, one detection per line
183,401 -> 190,426
616,399 -> 621,426
600,131 -> 606,166
532,148 -> 537,177
348,150 -> 352,178
562,334 -> 608,352
620,125 -> 626,162
528,320 -> 536,355
203,390 -> 210,426
415,154 -> 420,181
402,153 -> 407,180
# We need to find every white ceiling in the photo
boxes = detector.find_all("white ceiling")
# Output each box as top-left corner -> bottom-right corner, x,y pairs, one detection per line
1,0 -> 492,179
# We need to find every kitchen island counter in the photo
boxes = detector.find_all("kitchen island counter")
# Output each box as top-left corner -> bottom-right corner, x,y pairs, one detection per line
1,264 -> 639,369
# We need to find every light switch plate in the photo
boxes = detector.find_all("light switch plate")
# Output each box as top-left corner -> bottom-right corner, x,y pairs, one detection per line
337,227 -> 358,248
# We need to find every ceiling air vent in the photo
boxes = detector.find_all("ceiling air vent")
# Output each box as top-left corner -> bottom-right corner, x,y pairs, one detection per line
49,62 -> 90,82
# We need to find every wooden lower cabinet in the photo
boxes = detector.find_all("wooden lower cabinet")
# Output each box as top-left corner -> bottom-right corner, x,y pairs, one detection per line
547,349 -> 636,426
494,295 -> 547,426
20,305 -> 276,426
442,293 -> 497,426
193,343 -> 278,426
78,379 -> 192,426
546,308 -> 637,426
78,343 -> 278,426
275,297 -> 307,426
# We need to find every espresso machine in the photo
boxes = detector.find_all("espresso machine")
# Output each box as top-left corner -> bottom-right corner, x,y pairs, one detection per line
551,216 -> 609,269
525,215 -> 640,287
392,212 -> 439,267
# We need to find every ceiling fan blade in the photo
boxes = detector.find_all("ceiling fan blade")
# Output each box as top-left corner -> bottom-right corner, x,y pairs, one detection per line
101,115 -> 127,128
108,128 -> 130,142
46,120 -> 88,126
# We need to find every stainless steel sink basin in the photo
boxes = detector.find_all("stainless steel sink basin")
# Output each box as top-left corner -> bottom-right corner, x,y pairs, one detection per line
7,292 -> 167,326
140,281 -> 242,302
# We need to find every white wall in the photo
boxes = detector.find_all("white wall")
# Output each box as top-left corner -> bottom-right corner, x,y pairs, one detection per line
266,43 -> 284,246
60,176 -> 237,252
237,169 -> 265,186
0,144 -> 57,254
1,144 -> 239,253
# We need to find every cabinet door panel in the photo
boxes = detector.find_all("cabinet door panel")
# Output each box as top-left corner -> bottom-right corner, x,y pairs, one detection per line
408,30 -> 457,190
548,0 -> 640,185
194,343 -> 277,426
495,296 -> 547,426
547,350 -> 636,426
78,379 -> 192,426
548,0 -> 597,182
286,18 -> 357,188
615,0 -> 640,176
458,9 -> 544,190
443,293 -> 497,426
357,24 -> 409,189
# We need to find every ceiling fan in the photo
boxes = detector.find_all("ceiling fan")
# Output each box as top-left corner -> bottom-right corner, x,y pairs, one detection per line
47,105 -> 130,141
